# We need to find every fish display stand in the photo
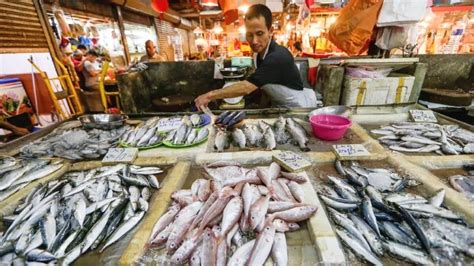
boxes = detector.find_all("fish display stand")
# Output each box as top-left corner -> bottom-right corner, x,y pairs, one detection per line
311,154 -> 474,265
134,160 -> 339,265
353,109 -> 474,163
205,117 -> 387,161
0,158 -> 176,265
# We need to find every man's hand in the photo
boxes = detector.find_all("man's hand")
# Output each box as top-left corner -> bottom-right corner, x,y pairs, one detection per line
194,93 -> 211,111
12,126 -> 29,137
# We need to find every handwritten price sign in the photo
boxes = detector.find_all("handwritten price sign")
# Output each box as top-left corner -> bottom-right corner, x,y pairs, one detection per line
333,144 -> 370,160
157,117 -> 182,132
273,151 -> 312,172
103,148 -> 138,164
409,110 -> 437,123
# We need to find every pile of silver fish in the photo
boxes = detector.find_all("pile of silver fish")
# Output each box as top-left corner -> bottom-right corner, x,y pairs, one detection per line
146,161 -> 317,265
121,115 -> 209,148
371,122 -> 474,155
163,115 -> 209,146
319,160 -> 473,265
0,157 -> 63,202
0,164 -> 162,265
121,117 -> 164,148
20,126 -> 130,160
215,116 -> 310,152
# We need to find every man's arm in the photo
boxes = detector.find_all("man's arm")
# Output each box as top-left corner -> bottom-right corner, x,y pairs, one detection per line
194,80 -> 258,110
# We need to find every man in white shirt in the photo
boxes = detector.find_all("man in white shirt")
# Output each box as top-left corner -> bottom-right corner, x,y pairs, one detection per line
82,50 -> 100,91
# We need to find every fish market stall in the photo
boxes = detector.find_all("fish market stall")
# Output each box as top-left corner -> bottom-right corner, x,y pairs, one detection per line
310,154 -> 474,265
201,113 -> 386,163
119,160 -> 344,265
353,108 -> 474,162
0,158 -> 176,265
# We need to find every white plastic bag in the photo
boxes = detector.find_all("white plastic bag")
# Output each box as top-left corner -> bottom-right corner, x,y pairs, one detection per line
375,27 -> 409,50
377,0 -> 428,27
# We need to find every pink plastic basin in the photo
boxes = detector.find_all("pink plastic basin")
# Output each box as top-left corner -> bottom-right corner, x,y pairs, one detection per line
309,114 -> 352,141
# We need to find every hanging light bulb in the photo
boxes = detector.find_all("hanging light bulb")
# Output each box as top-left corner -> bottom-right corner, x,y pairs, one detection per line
193,26 -> 204,35
213,21 -> 223,34
238,25 -> 246,34
201,0 -> 219,7
238,4 -> 249,13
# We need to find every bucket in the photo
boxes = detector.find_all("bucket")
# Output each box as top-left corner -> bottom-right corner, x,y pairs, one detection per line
309,114 -> 352,141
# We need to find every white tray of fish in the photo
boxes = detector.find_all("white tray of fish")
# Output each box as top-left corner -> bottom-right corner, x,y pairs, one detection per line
0,164 -> 164,265
143,161 -> 319,265
316,160 -> 473,265
370,122 -> 474,155
20,126 -> 130,160
214,117 -> 312,152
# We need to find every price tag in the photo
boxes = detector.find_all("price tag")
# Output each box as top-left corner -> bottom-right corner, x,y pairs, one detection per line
409,110 -> 438,123
273,151 -> 312,172
102,148 -> 138,164
157,117 -> 182,132
333,144 -> 370,160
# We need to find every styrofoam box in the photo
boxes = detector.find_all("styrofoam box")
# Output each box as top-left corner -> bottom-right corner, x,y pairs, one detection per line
342,74 -> 415,106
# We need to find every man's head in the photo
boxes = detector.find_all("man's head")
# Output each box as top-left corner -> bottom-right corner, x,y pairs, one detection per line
72,50 -> 83,60
244,4 -> 273,56
145,40 -> 157,57
77,44 -> 87,53
85,50 -> 98,62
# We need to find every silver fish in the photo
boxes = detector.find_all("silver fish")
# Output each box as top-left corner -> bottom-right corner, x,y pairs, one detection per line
228,239 -> 255,266
271,232 -> 288,266
428,189 -> 445,207
263,127 -> 276,150
274,116 -> 290,144
382,241 -> 433,265
336,229 -> 383,266
232,128 -> 246,149
101,211 -> 145,252
214,130 -> 229,152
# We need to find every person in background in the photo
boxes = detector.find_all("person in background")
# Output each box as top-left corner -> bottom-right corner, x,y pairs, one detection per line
82,50 -> 100,91
293,41 -> 303,57
194,4 -> 317,109
77,44 -> 87,54
140,40 -> 166,62
71,50 -> 83,68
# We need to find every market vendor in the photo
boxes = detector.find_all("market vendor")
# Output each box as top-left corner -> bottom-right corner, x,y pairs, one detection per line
195,4 -> 317,109
140,40 -> 166,62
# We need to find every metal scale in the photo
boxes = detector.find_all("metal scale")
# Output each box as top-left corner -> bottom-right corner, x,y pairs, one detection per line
219,56 -> 253,109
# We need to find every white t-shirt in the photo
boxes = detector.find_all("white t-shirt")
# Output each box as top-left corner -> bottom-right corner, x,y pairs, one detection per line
83,61 -> 99,88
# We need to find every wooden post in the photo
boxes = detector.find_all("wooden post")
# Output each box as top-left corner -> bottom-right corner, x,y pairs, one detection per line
33,0 -> 63,75
152,17 -> 161,50
409,62 -> 428,102
115,5 -> 131,65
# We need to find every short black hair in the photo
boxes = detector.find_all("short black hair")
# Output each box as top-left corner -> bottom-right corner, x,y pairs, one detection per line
86,49 -> 98,57
77,44 -> 87,51
245,4 -> 272,30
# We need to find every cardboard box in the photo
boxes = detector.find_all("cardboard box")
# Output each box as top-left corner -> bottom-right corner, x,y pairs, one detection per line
342,73 -> 415,106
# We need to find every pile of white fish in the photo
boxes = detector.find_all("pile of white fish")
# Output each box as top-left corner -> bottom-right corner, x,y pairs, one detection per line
122,116 -> 209,148
371,122 -> 474,155
0,157 -> 63,202
319,160 -> 473,265
147,161 -> 317,265
0,164 -> 162,265
20,127 -> 130,160
215,116 -> 310,152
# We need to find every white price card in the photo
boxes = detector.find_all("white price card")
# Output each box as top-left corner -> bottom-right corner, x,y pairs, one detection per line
409,110 -> 437,123
273,151 -> 312,172
157,117 -> 182,132
333,144 -> 370,160
102,148 -> 138,164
